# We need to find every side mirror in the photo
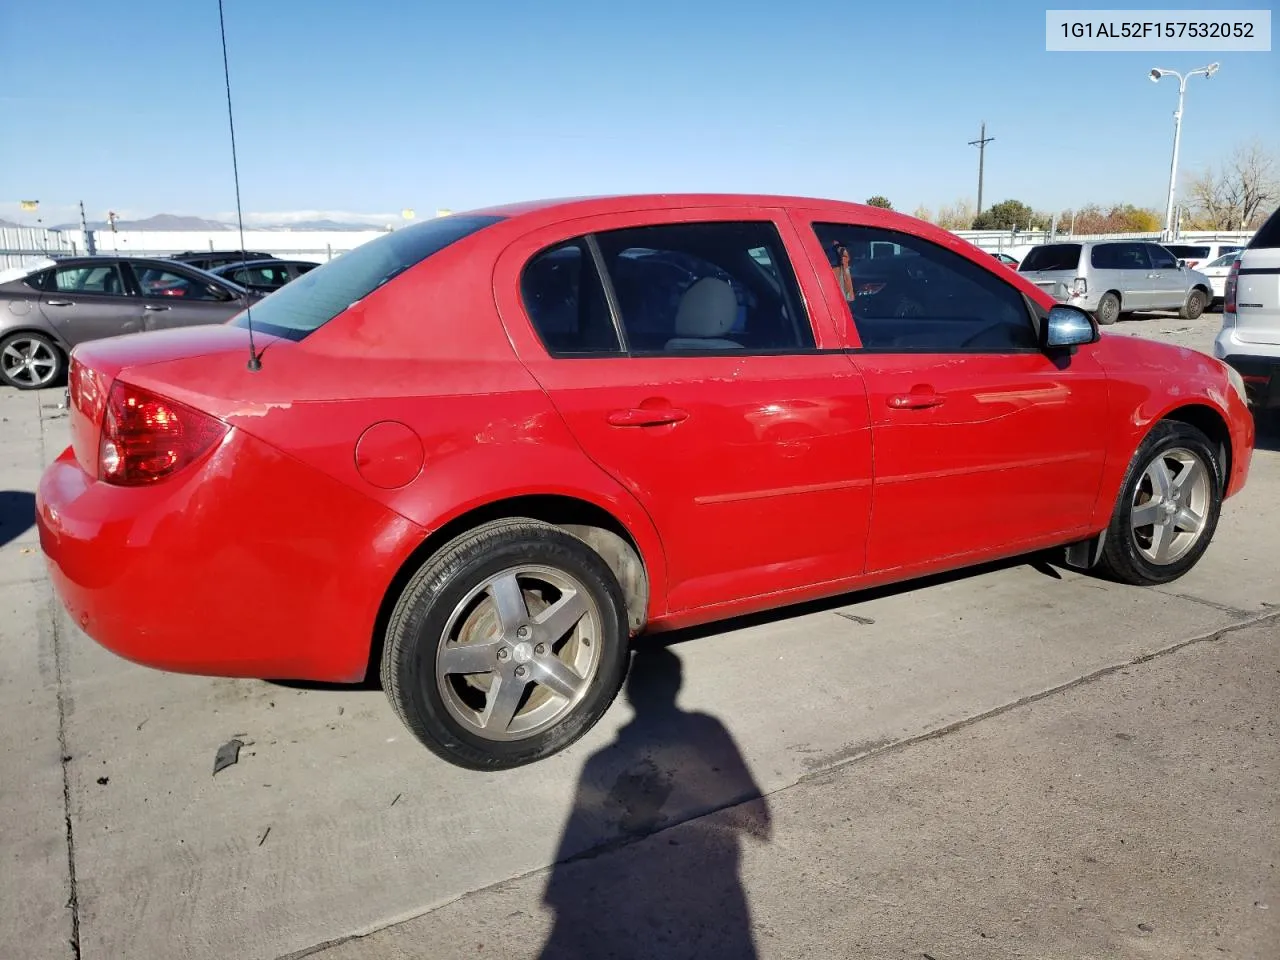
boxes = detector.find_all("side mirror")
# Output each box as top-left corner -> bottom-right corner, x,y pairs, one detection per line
1177,259 -> 1188,268
1043,304 -> 1099,349
208,284 -> 233,302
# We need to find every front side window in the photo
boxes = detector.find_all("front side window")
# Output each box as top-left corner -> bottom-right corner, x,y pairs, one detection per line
230,214 -> 504,341
813,223 -> 1037,352
52,264 -> 127,296
593,221 -> 814,354
1148,245 -> 1179,269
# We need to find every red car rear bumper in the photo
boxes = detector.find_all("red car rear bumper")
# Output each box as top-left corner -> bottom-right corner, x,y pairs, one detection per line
36,431 -> 421,682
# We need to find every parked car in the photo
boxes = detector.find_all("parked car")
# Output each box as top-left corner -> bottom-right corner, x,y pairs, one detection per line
167,249 -> 275,272
0,256 -> 258,389
1163,242 -> 1245,271
1213,205 -> 1280,410
1018,240 -> 1214,324
36,195 -> 1254,770
989,251 -> 1020,269
1197,250 -> 1242,304
209,258 -> 319,293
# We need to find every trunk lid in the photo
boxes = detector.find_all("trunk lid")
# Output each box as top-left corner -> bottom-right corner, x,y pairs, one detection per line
67,326 -> 283,476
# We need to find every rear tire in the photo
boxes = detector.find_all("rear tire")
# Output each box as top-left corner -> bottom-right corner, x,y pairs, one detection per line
0,331 -> 63,390
1180,289 -> 1207,320
1096,421 -> 1222,586
380,518 -> 629,770
1095,292 -> 1121,325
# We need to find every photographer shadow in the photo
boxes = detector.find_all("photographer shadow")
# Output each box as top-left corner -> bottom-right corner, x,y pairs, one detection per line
540,645 -> 773,960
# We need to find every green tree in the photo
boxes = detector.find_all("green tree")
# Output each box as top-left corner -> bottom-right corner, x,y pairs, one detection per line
865,195 -> 893,209
971,199 -> 1040,230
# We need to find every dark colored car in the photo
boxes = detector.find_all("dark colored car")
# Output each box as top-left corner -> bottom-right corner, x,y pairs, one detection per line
0,256 -> 257,389
209,259 -> 320,293
167,250 -> 276,272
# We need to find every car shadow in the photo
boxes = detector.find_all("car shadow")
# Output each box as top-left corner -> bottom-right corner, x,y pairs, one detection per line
1254,410 -> 1280,452
273,552 -> 1065,694
0,490 -> 36,548
537,643 -> 771,960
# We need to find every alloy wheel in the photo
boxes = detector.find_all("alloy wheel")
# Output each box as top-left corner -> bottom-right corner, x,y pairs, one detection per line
435,564 -> 603,742
1129,446 -> 1212,565
1,337 -> 59,388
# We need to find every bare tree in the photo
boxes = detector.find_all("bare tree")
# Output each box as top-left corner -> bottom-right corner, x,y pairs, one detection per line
911,205 -> 934,223
1185,141 -> 1278,230
934,198 -> 976,230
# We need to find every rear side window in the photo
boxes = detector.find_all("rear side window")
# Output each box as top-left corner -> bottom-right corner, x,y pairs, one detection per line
594,221 -> 814,354
1249,206 -> 1280,249
231,215 -> 504,341
1018,244 -> 1080,272
1091,243 -> 1149,270
521,240 -> 621,356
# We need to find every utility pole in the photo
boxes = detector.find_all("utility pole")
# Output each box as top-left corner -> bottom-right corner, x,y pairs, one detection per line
968,121 -> 995,217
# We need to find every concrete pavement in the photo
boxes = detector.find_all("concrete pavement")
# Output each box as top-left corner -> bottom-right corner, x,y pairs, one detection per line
1,310 -> 1277,959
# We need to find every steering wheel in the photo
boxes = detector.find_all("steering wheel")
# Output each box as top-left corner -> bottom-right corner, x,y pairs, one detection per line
892,298 -> 924,319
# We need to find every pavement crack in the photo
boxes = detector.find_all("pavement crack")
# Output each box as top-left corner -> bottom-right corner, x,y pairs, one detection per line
1154,589 -> 1256,619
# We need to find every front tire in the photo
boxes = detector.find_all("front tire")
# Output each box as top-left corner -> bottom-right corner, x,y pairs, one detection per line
0,331 -> 63,390
1096,421 -> 1222,586
1180,289 -> 1207,320
381,518 -> 629,770
1095,292 -> 1121,325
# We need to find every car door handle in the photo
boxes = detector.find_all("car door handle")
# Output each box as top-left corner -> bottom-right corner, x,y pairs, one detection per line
44,299 -> 73,307
887,390 -> 945,410
144,304 -> 170,312
607,407 -> 690,427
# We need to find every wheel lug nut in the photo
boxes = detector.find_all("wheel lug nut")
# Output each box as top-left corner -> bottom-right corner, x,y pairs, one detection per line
515,665 -> 527,678
535,643 -> 546,655
517,626 -> 531,640
497,648 -> 510,661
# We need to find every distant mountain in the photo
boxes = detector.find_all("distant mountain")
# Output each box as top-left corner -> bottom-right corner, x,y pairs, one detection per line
0,218 -> 24,228
53,213 -> 234,231
47,213 -> 386,232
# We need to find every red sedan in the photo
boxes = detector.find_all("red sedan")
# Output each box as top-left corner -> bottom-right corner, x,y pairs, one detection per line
36,195 -> 1256,770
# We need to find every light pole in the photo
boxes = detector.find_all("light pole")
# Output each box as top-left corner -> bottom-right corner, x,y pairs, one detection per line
1150,62 -> 1219,241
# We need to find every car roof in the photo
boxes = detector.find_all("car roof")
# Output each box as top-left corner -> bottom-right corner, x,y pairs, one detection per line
462,192 -> 922,225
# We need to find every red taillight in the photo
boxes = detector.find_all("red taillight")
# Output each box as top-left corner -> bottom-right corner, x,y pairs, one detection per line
1224,259 -> 1240,314
98,381 -> 228,485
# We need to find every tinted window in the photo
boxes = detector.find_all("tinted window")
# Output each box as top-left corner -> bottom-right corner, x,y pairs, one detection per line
1018,244 -> 1081,272
593,221 -> 814,353
1248,207 -> 1280,249
520,240 -> 621,356
24,270 -> 51,292
52,264 -> 127,296
1165,245 -> 1210,259
230,215 -> 503,341
1147,245 -> 1179,269
814,223 -> 1036,352
133,266 -> 228,301
227,264 -> 290,288
293,262 -> 318,276
1091,243 -> 1150,270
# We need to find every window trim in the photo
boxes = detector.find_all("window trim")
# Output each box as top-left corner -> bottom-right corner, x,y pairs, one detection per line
810,222 -> 1043,356
521,219 -> 823,360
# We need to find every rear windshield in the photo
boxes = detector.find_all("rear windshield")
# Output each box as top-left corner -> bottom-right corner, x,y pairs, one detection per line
1018,244 -> 1081,272
1165,244 -> 1210,258
231,214 -> 504,341
1249,207 -> 1280,249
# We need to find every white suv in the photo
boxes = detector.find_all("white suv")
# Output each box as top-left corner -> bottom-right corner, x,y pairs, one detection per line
1214,206 -> 1280,411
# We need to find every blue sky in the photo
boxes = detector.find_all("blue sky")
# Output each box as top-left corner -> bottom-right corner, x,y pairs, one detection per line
1,0 -> 1276,225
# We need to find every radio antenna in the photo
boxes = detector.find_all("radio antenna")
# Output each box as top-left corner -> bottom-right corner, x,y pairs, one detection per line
217,0 -> 261,371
